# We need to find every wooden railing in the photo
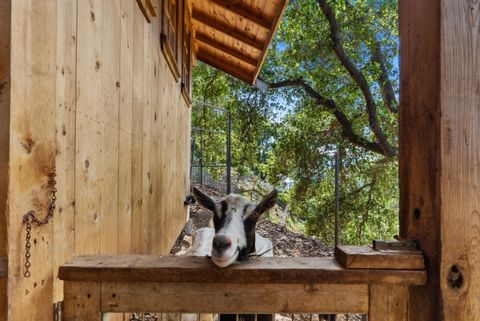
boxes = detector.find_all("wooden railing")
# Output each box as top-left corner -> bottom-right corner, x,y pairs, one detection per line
59,247 -> 426,321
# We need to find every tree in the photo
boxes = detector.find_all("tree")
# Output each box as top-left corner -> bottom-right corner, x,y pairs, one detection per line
192,0 -> 400,244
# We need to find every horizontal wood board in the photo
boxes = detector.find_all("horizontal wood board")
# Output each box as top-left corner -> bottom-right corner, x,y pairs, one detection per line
335,246 -> 425,270
59,255 -> 426,285
101,282 -> 369,313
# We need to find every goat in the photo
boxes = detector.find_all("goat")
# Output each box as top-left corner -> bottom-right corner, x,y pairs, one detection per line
192,187 -> 278,268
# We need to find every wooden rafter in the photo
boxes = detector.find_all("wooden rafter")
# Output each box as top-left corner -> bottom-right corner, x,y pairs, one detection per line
193,51 -> 254,84
196,33 -> 258,67
209,0 -> 272,30
192,10 -> 264,51
144,0 -> 158,17
253,0 -> 289,81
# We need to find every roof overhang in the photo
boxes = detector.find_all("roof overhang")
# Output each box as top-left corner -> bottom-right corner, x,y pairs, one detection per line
191,0 -> 289,84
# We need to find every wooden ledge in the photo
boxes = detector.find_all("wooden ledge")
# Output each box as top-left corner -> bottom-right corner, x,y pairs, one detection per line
335,245 -> 425,270
59,255 -> 426,285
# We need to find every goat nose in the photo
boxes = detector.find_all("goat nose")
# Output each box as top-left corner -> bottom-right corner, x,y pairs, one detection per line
213,235 -> 232,251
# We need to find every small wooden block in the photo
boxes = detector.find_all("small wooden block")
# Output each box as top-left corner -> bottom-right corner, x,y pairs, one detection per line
335,245 -> 425,270
0,257 -> 6,277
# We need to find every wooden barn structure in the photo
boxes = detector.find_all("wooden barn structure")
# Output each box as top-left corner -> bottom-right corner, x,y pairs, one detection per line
0,0 -> 479,321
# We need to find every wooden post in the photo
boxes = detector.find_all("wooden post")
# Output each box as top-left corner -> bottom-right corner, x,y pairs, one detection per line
399,0 -> 480,319
63,281 -> 102,321
0,1 -> 10,320
368,285 -> 408,321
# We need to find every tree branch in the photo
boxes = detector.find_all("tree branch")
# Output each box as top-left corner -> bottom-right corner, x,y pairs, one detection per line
344,0 -> 398,114
317,0 -> 397,157
263,77 -> 388,156
371,43 -> 398,113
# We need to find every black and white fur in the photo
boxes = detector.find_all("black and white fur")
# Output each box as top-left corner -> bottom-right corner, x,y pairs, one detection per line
192,187 -> 278,268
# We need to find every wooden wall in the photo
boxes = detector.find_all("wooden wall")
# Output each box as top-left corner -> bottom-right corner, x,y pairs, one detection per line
3,1 -> 191,320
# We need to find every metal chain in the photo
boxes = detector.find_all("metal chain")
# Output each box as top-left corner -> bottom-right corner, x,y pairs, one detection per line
22,171 -> 57,277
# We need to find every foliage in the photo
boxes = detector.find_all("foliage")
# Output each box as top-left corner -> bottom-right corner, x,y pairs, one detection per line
191,0 -> 399,245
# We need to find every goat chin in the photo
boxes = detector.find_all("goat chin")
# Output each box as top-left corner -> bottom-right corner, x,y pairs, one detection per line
211,254 -> 238,268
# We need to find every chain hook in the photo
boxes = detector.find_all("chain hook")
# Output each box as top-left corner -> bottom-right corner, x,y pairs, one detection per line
22,170 -> 57,278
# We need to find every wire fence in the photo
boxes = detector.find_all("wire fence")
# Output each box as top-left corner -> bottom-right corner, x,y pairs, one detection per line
190,101 -> 232,194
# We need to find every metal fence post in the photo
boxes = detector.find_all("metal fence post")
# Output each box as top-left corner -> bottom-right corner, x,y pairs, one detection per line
226,111 -> 232,194
334,151 -> 340,247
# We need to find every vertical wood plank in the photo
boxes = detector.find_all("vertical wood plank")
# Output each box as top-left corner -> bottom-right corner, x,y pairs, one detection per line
75,0 -> 104,255
99,0 -> 120,255
118,0 -> 135,255
149,37 -> 161,254
440,0 -> 480,318
0,1 -> 10,320
54,0 -> 77,303
63,281 -> 102,321
141,16 -> 152,253
368,285 -> 408,321
398,1 -> 441,320
158,60 -> 169,254
8,1 -> 57,320
131,4 -> 145,254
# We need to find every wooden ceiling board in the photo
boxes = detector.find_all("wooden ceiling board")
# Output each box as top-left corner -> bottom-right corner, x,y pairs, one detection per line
198,43 -> 255,74
192,0 -> 289,84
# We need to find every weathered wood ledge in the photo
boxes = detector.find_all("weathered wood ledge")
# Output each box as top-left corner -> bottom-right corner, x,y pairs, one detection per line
59,255 -> 426,285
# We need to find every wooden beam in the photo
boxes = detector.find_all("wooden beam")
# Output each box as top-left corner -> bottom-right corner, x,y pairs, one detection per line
398,0 -> 441,320
197,51 -> 254,84
102,282 -> 368,314
209,0 -> 271,30
252,0 -> 289,82
368,285 -> 408,321
136,0 -> 151,23
439,0 -> 480,319
58,255 -> 426,285
144,0 -> 158,17
192,10 -> 264,51
335,246 -> 425,270
196,32 -> 258,67
0,257 -> 6,278
63,281 -> 102,321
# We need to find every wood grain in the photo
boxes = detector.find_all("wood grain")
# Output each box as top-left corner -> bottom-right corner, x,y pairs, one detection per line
368,285 -> 408,321
8,0 -> 57,320
102,282 -> 368,314
192,0 -> 287,84
59,256 -> 426,285
0,1 -> 10,320
63,281 -> 102,321
334,246 -> 424,270
53,0 -> 77,303
5,2 -> 191,320
439,0 -> 480,318
398,0 -> 442,320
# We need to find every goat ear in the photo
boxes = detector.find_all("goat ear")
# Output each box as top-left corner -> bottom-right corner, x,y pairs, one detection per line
250,189 -> 278,221
192,187 -> 216,212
